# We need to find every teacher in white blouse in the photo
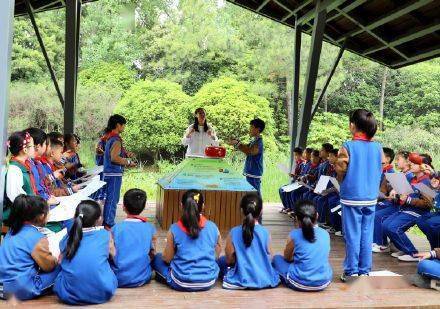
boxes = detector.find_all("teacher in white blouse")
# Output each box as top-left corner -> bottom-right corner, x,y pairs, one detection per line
182,107 -> 219,157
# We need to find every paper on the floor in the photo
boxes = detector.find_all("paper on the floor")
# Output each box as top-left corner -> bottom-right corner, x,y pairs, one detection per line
47,228 -> 67,259
282,182 -> 302,192
385,173 -> 414,195
369,270 -> 401,277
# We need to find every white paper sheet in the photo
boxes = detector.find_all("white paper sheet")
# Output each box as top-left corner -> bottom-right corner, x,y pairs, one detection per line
298,181 -> 313,190
329,177 -> 340,192
414,183 -> 437,199
85,165 -> 104,177
314,176 -> 330,194
47,228 -> 67,259
369,270 -> 401,277
281,182 -> 303,192
385,173 -> 414,195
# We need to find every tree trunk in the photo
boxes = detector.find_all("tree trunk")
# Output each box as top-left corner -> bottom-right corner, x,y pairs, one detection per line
379,67 -> 388,131
323,92 -> 328,112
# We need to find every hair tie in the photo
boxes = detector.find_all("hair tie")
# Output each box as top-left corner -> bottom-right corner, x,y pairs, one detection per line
6,140 -> 10,148
193,193 -> 200,204
79,213 -> 84,219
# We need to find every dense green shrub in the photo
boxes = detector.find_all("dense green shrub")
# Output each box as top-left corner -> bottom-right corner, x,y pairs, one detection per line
114,79 -> 191,158
79,62 -> 136,92
306,112 -> 351,149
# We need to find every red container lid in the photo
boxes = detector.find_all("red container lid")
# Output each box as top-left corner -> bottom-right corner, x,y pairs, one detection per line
205,146 -> 226,158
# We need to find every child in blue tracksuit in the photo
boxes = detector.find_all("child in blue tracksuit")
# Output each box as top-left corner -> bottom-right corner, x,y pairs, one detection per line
373,150 -> 413,253
413,248 -> 440,290
111,189 -> 157,287
383,153 -> 433,262
273,200 -> 332,291
54,201 -> 117,305
279,147 -> 304,213
217,193 -> 280,289
336,109 -> 383,281
417,173 -> 440,249
230,118 -> 266,195
152,190 -> 221,291
0,195 -> 59,300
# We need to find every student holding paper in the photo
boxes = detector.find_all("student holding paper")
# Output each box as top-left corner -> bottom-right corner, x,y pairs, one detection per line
383,153 -> 433,262
336,109 -> 383,281
0,195 -> 60,300
279,147 -> 304,213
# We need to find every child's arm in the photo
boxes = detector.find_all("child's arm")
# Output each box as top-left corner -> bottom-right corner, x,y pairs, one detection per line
236,143 -> 260,156
31,238 -> 58,272
399,194 -> 433,210
111,141 -> 134,167
335,147 -> 349,181
215,233 -> 223,258
109,233 -> 116,259
225,233 -> 235,265
149,232 -> 158,261
162,231 -> 175,264
283,236 -> 295,262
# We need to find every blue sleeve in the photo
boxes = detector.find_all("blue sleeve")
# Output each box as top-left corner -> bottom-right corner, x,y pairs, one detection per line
258,139 -> 263,155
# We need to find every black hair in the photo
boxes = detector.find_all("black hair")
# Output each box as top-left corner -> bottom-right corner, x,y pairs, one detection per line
420,153 -> 434,169
73,134 -> 81,144
65,200 -> 101,260
181,189 -> 204,239
50,138 -> 64,149
240,193 -> 262,247
383,147 -> 395,163
250,118 -> 265,133
305,148 -> 313,154
106,114 -> 127,131
329,148 -> 339,156
294,200 -> 317,243
349,109 -> 377,139
63,133 -> 76,149
312,150 -> 320,157
47,131 -> 63,142
123,188 -> 147,215
7,131 -> 28,156
396,150 -> 410,160
294,147 -> 303,155
8,195 -> 48,235
321,143 -> 334,153
26,127 -> 47,146
193,108 -> 209,133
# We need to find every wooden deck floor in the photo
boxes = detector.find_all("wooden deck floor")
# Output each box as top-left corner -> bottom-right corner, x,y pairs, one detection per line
4,203 -> 439,308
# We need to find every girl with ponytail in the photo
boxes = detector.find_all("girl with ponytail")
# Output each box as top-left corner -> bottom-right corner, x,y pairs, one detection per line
152,190 -> 222,291
0,195 -> 59,300
273,200 -> 332,291
54,201 -> 117,305
217,193 -> 280,290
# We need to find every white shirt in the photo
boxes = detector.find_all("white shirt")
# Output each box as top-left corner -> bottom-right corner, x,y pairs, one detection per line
6,164 -> 26,202
182,124 -> 219,157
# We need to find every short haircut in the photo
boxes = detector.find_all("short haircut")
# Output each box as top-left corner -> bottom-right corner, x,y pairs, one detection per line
123,189 -> 147,215
396,150 -> 410,159
305,148 -> 313,154
312,150 -> 320,157
26,127 -> 47,146
321,143 -> 334,153
349,109 -> 378,139
50,139 -> 64,149
294,147 -> 303,155
107,114 -> 127,131
329,148 -> 339,156
250,118 -> 265,133
383,147 -> 395,163
47,131 -> 63,142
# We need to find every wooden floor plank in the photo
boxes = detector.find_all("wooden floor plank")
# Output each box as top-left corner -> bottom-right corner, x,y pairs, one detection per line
9,202 -> 437,308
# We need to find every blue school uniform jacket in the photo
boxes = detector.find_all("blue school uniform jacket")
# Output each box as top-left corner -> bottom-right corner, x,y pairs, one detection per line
340,140 -> 382,206
287,227 -> 332,289
223,224 -> 279,289
170,220 -> 219,286
0,225 -> 55,300
104,135 -> 125,176
111,219 -> 156,287
401,175 -> 432,217
243,137 -> 264,178
54,228 -> 117,305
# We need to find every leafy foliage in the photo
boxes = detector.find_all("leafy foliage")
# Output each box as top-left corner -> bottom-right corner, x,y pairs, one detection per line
79,62 -> 136,92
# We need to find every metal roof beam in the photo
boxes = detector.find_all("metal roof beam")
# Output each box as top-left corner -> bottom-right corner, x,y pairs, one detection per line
392,46 -> 440,68
281,0 -> 313,22
256,0 -> 271,12
336,0 -> 434,43
326,0 -> 368,23
363,23 -> 440,56
296,0 -> 347,26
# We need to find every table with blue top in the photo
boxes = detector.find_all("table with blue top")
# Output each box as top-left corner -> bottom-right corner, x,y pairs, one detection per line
156,157 -> 256,230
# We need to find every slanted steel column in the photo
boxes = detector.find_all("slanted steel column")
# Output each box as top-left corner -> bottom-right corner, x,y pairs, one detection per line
25,0 -> 65,108
0,0 -> 15,230
311,42 -> 345,117
296,1 -> 327,148
64,0 -> 81,134
289,21 -> 302,171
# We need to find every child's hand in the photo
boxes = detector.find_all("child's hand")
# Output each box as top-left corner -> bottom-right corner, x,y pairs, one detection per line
72,185 -> 80,192
228,139 -> 239,146
414,252 -> 430,260
126,151 -> 135,158
389,190 -> 397,199
54,170 -> 63,179
399,194 -> 408,202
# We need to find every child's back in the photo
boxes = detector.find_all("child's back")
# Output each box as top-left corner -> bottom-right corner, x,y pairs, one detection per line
112,219 -> 156,287
224,224 -> 279,289
54,227 -> 117,305
288,226 -> 332,288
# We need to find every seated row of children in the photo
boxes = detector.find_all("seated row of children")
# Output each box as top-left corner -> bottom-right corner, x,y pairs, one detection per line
0,189 -> 332,304
4,128 -> 85,232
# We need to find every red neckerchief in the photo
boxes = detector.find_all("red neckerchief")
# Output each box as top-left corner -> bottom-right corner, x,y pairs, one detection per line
329,164 -> 335,175
383,164 -> 394,173
310,162 -> 319,169
353,133 -> 372,141
107,132 -> 127,157
36,156 -> 49,165
10,157 -> 38,194
177,215 -> 207,234
410,173 -> 430,185
126,214 -> 148,222
296,159 -> 304,165
100,132 -> 111,142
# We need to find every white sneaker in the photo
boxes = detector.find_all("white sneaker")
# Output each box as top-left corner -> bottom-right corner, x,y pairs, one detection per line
391,251 -> 405,258
372,244 -> 390,253
335,231 -> 343,237
398,254 -> 420,262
